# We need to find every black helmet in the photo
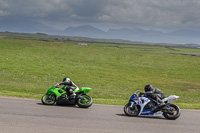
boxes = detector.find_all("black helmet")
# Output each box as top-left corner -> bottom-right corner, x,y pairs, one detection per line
144,84 -> 153,92
62,77 -> 71,84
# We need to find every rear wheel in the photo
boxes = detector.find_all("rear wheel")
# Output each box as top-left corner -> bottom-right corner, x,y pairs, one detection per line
163,104 -> 181,120
124,103 -> 140,116
77,95 -> 93,108
41,94 -> 56,105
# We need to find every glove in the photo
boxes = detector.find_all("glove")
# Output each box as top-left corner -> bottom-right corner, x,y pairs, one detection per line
54,83 -> 60,87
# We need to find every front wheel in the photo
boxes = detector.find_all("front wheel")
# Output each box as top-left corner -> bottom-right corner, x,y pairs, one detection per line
76,94 -> 93,108
41,94 -> 56,105
163,104 -> 181,120
124,102 -> 140,116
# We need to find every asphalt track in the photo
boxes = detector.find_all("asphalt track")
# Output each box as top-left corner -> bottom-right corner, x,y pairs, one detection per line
0,97 -> 200,133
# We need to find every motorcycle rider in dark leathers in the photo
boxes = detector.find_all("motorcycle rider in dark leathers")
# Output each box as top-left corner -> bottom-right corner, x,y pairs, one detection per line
141,84 -> 166,108
55,77 -> 79,98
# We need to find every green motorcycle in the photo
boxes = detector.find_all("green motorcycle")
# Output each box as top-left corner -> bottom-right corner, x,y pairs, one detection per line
41,84 -> 93,108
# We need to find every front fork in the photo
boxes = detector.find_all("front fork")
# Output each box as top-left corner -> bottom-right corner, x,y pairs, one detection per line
129,101 -> 137,110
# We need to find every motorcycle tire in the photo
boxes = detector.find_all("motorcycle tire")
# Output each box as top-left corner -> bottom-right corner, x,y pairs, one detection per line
41,94 -> 56,105
163,104 -> 181,120
124,103 -> 140,116
76,94 -> 93,108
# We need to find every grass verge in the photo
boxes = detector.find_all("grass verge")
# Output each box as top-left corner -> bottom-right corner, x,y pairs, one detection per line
0,38 -> 199,109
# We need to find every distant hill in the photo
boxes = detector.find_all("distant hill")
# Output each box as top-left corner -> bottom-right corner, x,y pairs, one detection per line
64,25 -> 106,38
107,28 -> 163,36
0,18 -> 200,44
63,25 -> 200,44
64,25 -> 105,34
0,17 -> 54,33
168,29 -> 200,37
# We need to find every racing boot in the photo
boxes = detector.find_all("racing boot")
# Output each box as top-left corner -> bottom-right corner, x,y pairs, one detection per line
157,101 -> 165,109
70,92 -> 76,99
155,97 -> 165,108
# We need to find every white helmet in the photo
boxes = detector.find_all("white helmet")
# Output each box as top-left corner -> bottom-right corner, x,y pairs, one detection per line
62,77 -> 70,84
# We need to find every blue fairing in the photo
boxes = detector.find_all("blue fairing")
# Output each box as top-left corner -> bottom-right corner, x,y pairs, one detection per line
129,93 -> 146,100
140,109 -> 153,115
129,94 -> 137,100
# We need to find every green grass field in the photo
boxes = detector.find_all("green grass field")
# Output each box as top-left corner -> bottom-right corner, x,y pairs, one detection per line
0,38 -> 200,109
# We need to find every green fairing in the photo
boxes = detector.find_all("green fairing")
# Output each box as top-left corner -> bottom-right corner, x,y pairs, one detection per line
47,87 -> 66,97
46,86 -> 91,97
74,87 -> 92,94
42,86 -> 93,107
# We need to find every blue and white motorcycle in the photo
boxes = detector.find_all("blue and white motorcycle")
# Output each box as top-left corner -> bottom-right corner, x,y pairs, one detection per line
124,90 -> 181,120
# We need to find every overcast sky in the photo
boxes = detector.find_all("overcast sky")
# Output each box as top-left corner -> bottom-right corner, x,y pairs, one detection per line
1,0 -> 200,32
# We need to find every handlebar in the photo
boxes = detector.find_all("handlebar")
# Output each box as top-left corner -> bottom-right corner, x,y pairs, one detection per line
134,90 -> 146,97
53,83 -> 60,88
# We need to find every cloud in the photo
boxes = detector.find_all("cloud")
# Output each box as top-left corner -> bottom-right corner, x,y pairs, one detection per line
1,0 -> 200,31
0,10 -> 10,16
97,0 -> 200,28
